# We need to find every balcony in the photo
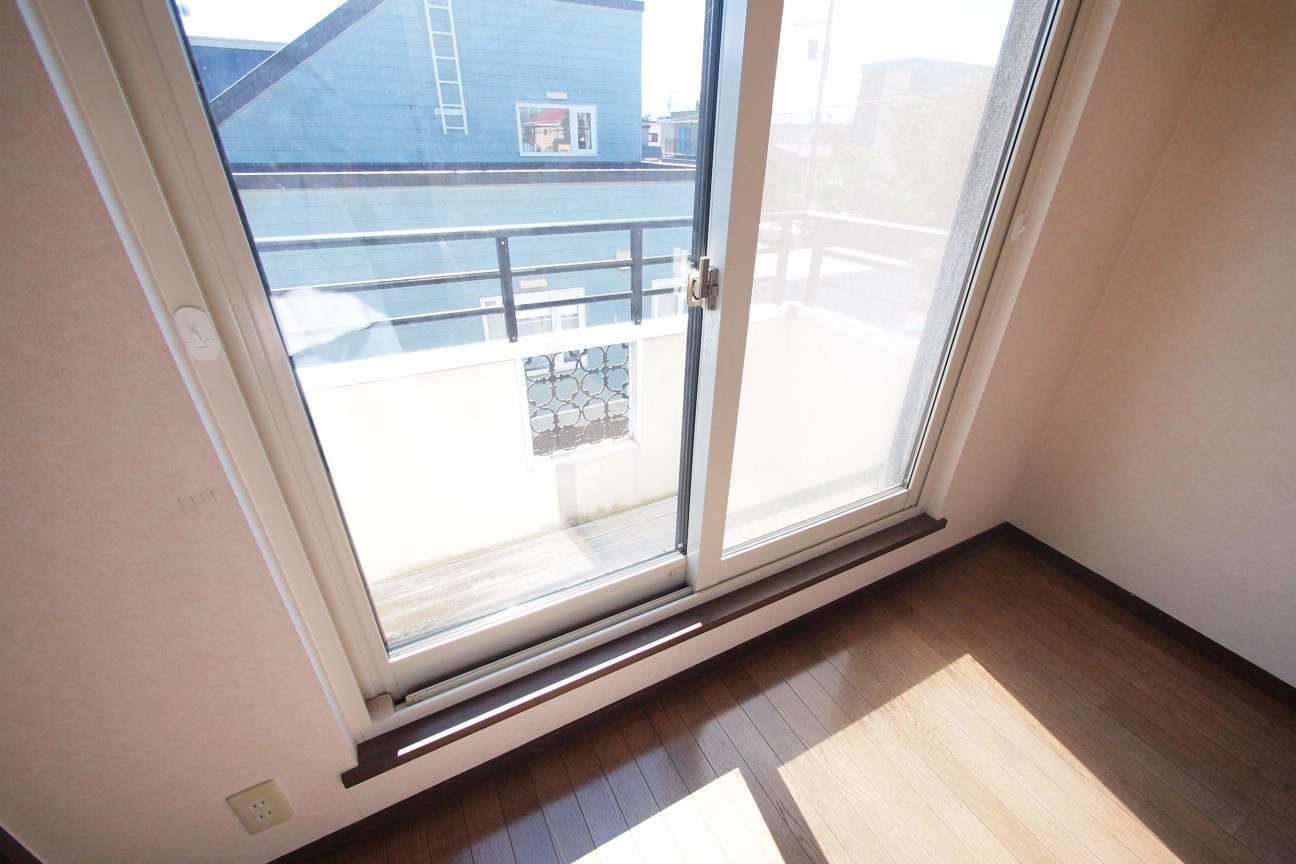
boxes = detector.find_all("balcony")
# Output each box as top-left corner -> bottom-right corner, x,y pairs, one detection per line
261,212 -> 945,654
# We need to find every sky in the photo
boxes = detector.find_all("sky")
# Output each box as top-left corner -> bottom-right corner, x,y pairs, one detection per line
177,0 -> 1013,119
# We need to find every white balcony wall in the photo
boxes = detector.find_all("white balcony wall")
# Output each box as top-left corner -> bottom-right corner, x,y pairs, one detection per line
298,330 -> 687,582
296,296 -> 919,584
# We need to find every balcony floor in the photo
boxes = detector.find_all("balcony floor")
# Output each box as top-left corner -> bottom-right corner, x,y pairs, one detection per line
370,497 -> 678,648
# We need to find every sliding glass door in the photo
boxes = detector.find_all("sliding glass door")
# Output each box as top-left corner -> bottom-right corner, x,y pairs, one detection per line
175,0 -> 712,689
721,0 -> 1054,561
159,0 -> 1064,699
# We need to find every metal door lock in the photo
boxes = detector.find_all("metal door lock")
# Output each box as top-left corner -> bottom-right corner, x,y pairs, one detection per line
687,257 -> 719,310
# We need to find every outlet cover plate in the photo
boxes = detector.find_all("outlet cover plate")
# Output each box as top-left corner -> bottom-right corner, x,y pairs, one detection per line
227,780 -> 294,834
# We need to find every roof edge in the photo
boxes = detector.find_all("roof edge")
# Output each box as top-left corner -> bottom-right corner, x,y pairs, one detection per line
208,0 -> 386,124
206,0 -> 644,124
554,0 -> 644,10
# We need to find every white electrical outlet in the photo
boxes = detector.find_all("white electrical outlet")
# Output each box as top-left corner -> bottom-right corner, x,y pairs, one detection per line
226,780 -> 294,835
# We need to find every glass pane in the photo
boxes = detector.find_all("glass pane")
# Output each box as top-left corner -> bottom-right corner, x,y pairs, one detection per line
177,0 -> 706,656
724,0 -> 1052,550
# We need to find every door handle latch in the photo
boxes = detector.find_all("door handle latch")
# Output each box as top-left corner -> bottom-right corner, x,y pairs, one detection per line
687,257 -> 719,310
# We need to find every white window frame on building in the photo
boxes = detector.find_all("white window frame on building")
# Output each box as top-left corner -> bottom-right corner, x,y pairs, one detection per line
480,287 -> 587,342
18,0 -> 1086,741
516,103 -> 598,156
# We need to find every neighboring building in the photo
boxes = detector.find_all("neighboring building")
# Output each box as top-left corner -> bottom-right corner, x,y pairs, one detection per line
656,105 -> 700,163
763,57 -> 994,224
192,0 -> 696,365
208,0 -> 648,168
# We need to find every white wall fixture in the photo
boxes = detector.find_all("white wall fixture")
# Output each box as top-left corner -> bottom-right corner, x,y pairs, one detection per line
225,780 -> 294,835
174,305 -> 220,361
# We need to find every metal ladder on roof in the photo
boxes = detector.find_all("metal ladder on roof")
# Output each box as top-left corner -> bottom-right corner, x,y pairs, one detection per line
423,0 -> 468,133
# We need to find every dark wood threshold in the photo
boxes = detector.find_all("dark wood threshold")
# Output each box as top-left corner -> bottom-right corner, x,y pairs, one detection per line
1000,524 -> 1296,714
342,512 -> 946,787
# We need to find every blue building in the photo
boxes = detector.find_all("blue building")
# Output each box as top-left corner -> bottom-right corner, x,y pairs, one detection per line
189,0 -> 697,363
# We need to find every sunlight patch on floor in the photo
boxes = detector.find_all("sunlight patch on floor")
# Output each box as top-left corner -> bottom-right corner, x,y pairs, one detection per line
773,652 -> 1186,863
595,768 -> 785,863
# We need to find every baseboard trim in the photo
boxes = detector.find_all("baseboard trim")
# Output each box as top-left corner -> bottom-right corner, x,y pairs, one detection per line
0,826 -> 42,864
999,524 -> 1296,714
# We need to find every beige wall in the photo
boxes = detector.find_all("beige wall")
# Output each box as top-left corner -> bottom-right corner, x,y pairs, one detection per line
1013,0 -> 1296,686
1,0 -> 1262,862
0,2 -> 365,860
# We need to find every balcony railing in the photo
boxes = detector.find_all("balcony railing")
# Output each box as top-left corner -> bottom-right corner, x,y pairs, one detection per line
257,216 -> 693,346
259,210 -> 950,362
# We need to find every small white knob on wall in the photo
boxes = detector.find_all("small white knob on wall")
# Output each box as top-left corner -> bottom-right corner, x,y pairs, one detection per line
173,305 -> 221,361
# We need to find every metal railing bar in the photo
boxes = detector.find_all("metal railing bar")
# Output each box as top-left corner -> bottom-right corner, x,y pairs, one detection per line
256,216 -> 693,252
269,254 -> 679,296
630,227 -> 644,325
496,236 -> 519,342
284,287 -> 682,338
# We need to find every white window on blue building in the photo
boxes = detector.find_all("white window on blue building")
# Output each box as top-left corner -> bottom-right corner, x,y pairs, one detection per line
480,288 -> 587,342
517,104 -> 597,155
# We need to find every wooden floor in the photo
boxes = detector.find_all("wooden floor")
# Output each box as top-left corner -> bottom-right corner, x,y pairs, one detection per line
323,534 -> 1296,864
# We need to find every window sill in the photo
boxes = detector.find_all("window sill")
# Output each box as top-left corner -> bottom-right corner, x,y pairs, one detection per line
341,511 -> 945,787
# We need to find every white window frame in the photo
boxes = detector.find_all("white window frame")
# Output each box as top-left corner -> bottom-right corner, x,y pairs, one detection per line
516,102 -> 598,156
649,276 -> 688,318
480,287 -> 587,342
17,0 -> 1091,740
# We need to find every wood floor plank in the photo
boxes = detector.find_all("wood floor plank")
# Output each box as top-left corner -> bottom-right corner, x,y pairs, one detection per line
643,697 -> 776,864
587,720 -> 690,863
462,779 -> 517,864
809,615 -> 1030,863
865,594 -> 1266,864
696,673 -> 865,863
559,737 -> 646,864
669,679 -> 826,864
616,707 -> 732,864
385,812 -> 430,864
723,658 -> 914,864
819,604 -> 1072,864
775,634 -> 1016,864
331,832 -> 387,864
842,599 -> 1100,864
989,538 -> 1296,738
420,802 -> 473,864
1233,818 -> 1296,864
973,551 -> 1285,791
961,553 -> 1277,814
925,560 -> 1252,833
527,750 -> 601,864
899,567 -> 1193,864
985,539 -> 1296,772
1236,771 -> 1296,863
738,646 -> 981,864
496,769 -> 560,864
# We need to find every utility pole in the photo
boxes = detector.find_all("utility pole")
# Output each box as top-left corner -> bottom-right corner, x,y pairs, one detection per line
801,0 -> 834,216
